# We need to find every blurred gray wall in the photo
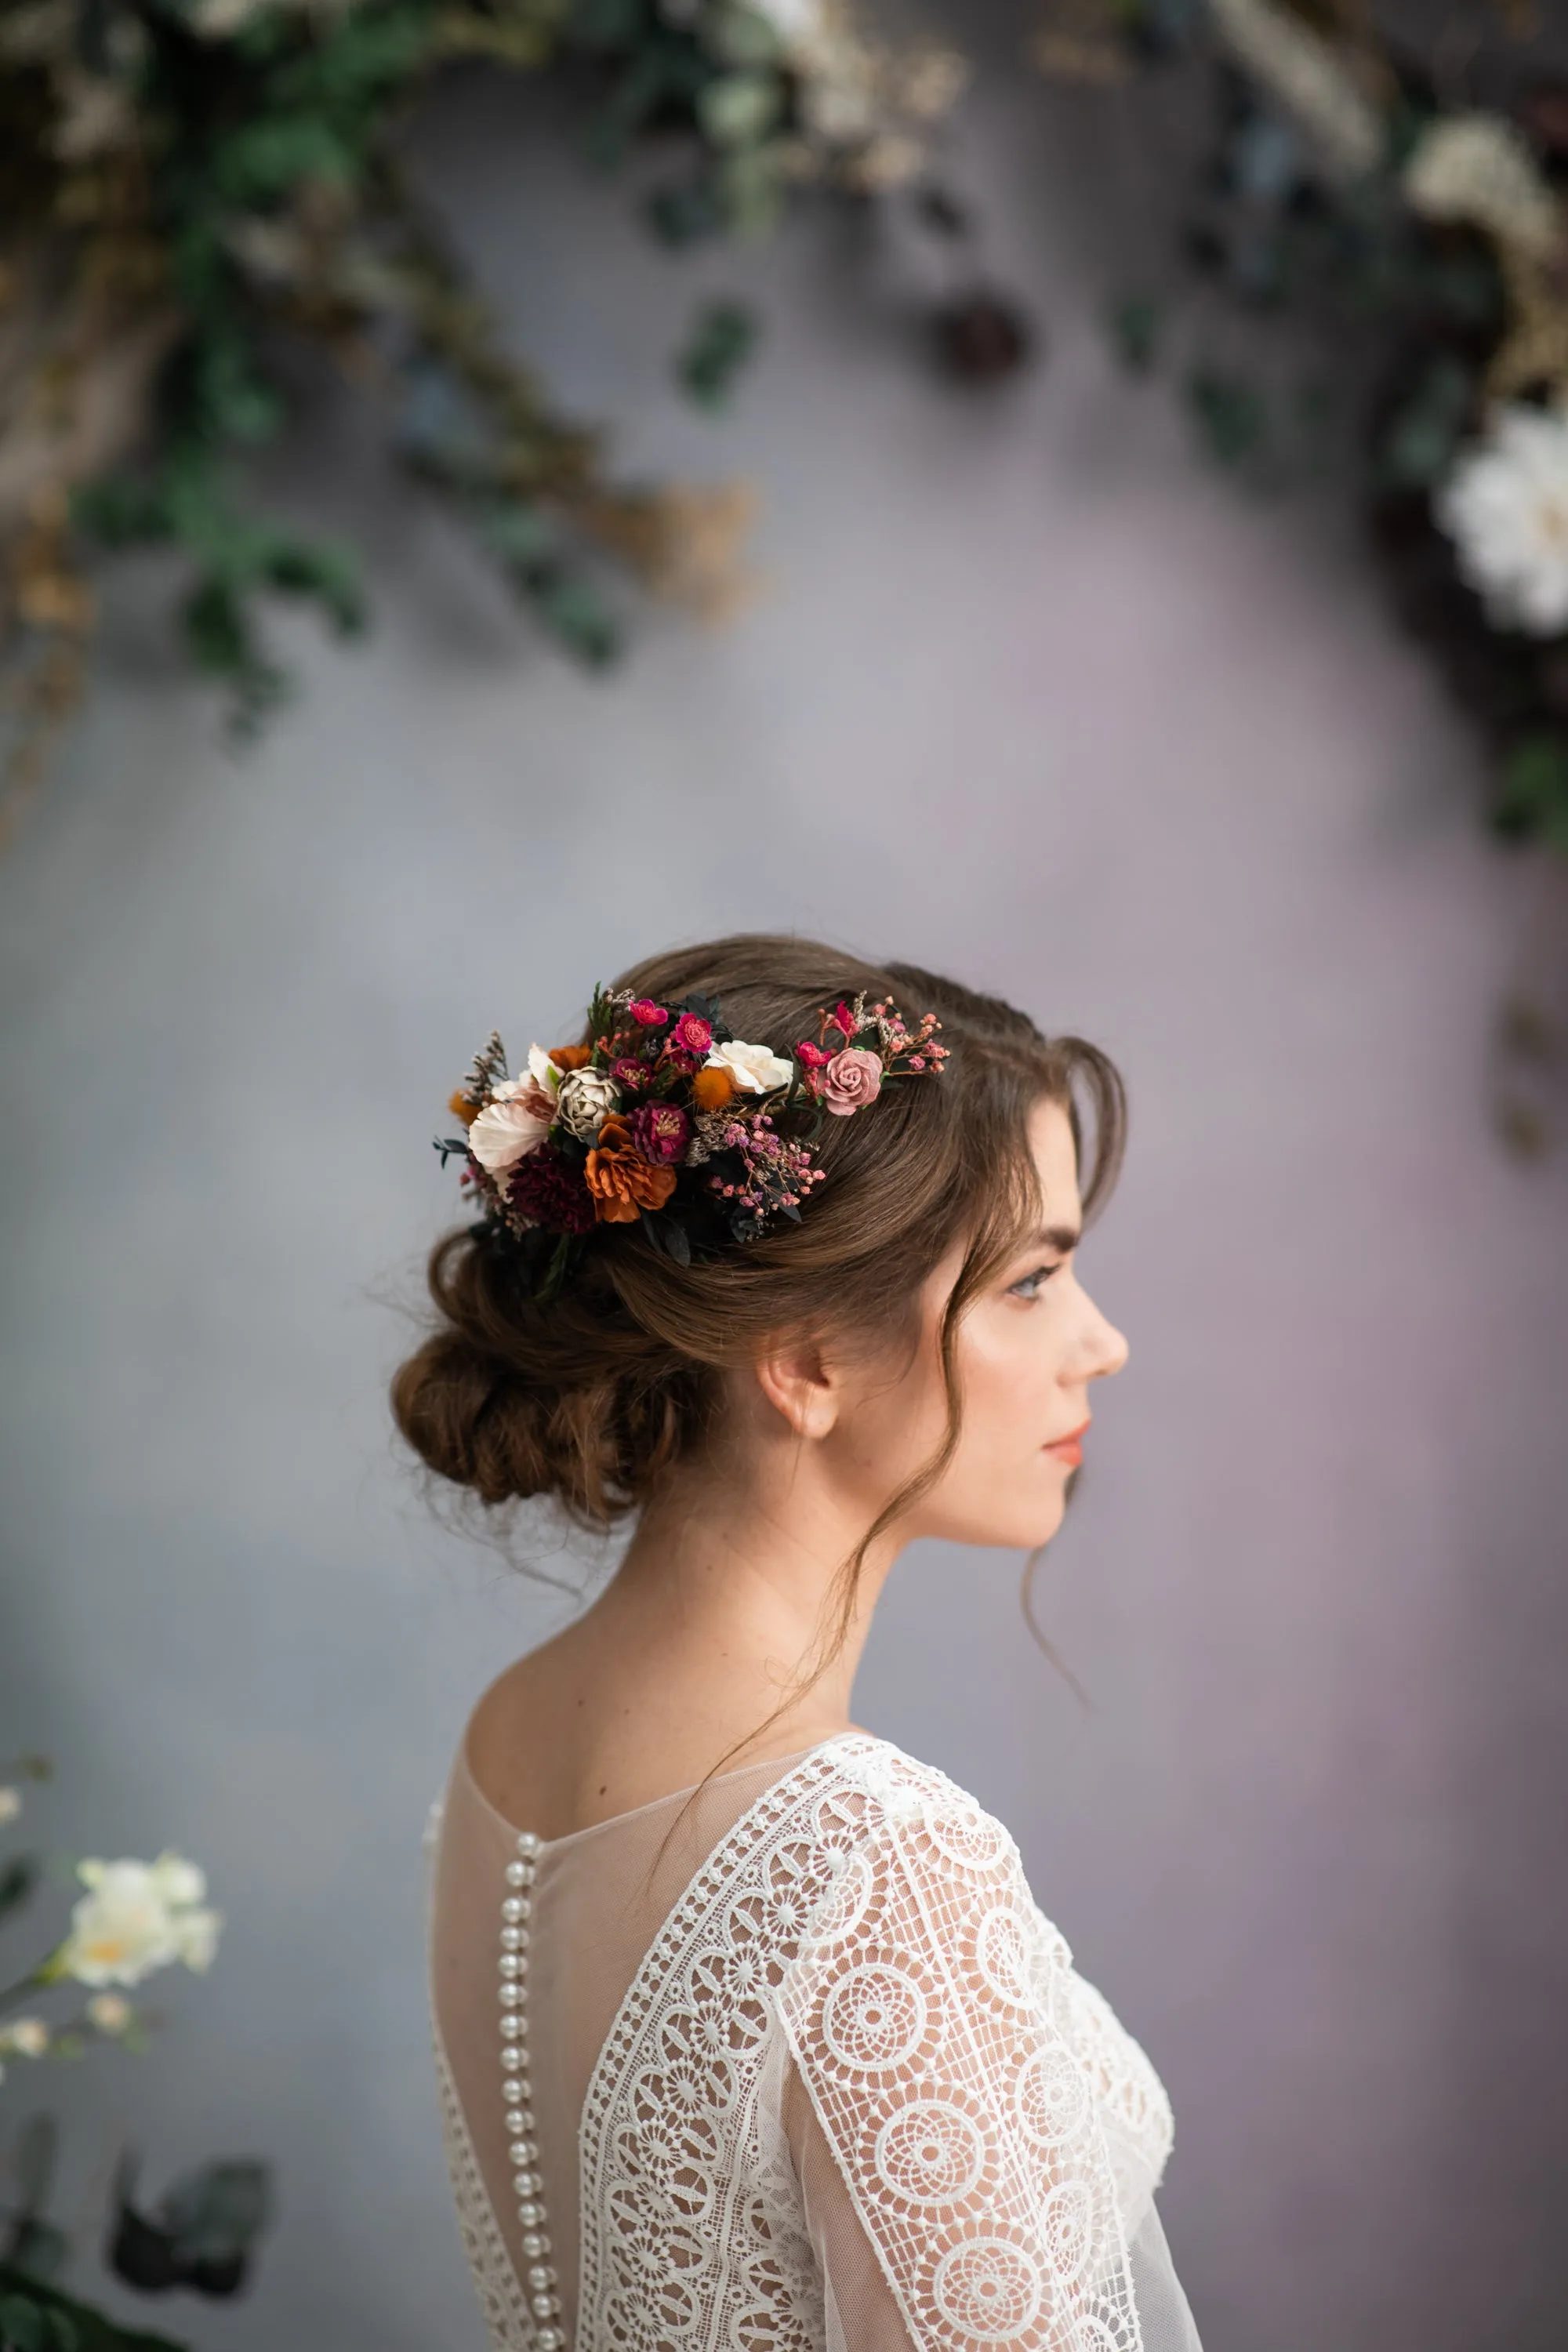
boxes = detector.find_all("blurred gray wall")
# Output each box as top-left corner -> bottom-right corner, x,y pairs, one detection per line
3,30 -> 1567,2352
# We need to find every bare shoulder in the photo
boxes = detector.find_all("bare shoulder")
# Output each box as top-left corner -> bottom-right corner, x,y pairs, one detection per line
462,1623 -> 851,1842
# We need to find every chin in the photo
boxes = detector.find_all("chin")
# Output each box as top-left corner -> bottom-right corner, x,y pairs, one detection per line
946,1494 -> 1069,1553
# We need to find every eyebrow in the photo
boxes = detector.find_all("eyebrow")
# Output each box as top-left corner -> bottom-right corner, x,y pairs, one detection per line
1027,1225 -> 1082,1254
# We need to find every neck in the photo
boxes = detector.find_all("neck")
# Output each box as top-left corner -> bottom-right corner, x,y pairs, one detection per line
582,1446 -> 902,1766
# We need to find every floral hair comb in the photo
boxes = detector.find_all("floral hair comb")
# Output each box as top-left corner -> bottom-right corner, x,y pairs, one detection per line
436,988 -> 948,1295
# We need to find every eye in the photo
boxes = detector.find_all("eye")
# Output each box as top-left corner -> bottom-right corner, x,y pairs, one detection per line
1007,1261 -> 1063,1301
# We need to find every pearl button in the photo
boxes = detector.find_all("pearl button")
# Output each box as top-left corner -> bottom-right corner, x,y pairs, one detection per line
501,1897 -> 526,1923
501,2048 -> 524,2071
530,2292 -> 557,2319
499,1984 -> 522,2009
521,2232 -> 549,2259
516,1831 -> 540,1856
517,2199 -> 542,2227
500,1926 -> 523,1951
505,1860 -> 531,1886
538,2331 -> 563,2351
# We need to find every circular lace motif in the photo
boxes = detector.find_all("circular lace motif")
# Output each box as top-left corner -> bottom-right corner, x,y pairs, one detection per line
820,1958 -> 929,2071
1071,2317 -> 1127,2352
1013,2039 -> 1090,2150
873,2097 -> 985,2208
975,1903 -> 1033,2007
923,1802 -> 1007,1875
1040,2177 -> 1093,2286
931,2237 -> 1043,2342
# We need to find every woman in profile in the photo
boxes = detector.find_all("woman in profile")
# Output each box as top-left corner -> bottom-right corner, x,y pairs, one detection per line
399,934 -> 1203,2352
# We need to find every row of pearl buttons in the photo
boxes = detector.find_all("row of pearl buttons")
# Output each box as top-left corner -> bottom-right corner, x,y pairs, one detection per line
501,1833 -> 563,2350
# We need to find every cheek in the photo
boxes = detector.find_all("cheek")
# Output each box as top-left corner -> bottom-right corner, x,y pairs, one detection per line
960,1312 -> 1056,1446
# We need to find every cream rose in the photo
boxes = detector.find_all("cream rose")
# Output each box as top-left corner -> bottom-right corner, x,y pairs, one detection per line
555,1067 -> 622,1142
57,1851 -> 223,1990
706,1039 -> 795,1094
467,1076 -> 554,1174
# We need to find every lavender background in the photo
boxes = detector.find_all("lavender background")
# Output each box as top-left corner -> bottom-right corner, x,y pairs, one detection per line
3,24 -> 1567,2352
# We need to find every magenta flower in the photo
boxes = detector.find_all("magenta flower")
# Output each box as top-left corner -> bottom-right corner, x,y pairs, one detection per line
795,1040 -> 832,1068
630,1000 -> 669,1027
611,1057 -> 649,1090
821,1047 -> 883,1116
670,1013 -> 712,1055
629,1102 -> 691,1165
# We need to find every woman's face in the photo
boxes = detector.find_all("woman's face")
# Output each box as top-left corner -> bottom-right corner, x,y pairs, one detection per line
840,1094 -> 1131,1554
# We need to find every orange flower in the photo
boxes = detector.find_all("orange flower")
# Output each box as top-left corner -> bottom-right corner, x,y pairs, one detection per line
549,1044 -> 593,1073
691,1065 -> 735,1113
448,1090 -> 479,1127
585,1120 -> 678,1222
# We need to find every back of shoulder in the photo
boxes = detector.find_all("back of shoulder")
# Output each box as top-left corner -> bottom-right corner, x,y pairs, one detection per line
808,1735 -> 1074,1981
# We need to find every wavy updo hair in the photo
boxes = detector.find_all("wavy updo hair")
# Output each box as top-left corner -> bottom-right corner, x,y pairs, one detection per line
392,935 -> 1126,1546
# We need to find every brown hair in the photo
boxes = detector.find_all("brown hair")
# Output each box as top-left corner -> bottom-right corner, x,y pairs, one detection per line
393,934 -> 1125,1680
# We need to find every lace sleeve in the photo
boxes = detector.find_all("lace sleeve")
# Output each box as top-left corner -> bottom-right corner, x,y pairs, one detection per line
775,1779 -> 1149,2352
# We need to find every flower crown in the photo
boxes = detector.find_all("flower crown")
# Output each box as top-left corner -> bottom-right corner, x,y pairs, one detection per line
436,987 -> 948,1295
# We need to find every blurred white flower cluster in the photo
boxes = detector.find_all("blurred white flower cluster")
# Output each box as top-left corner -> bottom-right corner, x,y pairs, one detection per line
1,1776 -> 223,2085
58,1853 -> 223,1988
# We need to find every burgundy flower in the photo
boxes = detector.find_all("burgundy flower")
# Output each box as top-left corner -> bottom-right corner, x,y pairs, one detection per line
630,1101 -> 691,1165
611,1057 -> 649,1091
630,1000 -> 669,1026
509,1146 -> 595,1234
670,1012 -> 712,1055
822,1047 -> 883,1116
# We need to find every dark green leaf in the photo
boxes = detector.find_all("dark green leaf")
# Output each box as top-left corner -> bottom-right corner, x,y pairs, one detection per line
1105,296 -> 1162,375
1184,366 -> 1269,473
0,1856 -> 40,1922
674,299 -> 760,411
1496,735 -> 1568,855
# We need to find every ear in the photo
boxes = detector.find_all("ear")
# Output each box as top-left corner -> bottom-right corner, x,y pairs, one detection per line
752,1334 -> 840,1442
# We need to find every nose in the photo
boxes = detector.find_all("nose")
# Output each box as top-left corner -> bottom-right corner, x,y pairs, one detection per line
1080,1289 -> 1129,1382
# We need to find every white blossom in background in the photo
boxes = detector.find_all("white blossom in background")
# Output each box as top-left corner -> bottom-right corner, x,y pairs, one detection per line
86,1992 -> 134,2035
0,2018 -> 51,2059
0,1788 -> 20,1825
1436,402 -> 1568,636
55,1852 -> 223,1990
1403,113 -> 1563,260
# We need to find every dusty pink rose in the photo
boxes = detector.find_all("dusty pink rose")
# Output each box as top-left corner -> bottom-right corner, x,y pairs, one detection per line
670,1012 -> 712,1055
822,1047 -> 883,1116
630,1101 -> 691,1164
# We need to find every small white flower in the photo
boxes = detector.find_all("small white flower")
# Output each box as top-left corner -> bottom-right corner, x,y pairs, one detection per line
0,2017 -> 49,2059
1436,401 -> 1568,635
59,1852 -> 223,1990
0,1787 -> 20,1824
87,1992 -> 133,2035
706,1039 -> 795,1094
555,1067 -> 621,1142
468,1077 -> 552,1175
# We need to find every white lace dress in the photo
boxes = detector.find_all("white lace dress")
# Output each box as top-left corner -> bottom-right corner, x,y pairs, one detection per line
425,1722 -> 1203,2352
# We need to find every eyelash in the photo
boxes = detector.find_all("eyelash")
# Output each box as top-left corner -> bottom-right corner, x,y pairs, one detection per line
1008,1262 -> 1064,1301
